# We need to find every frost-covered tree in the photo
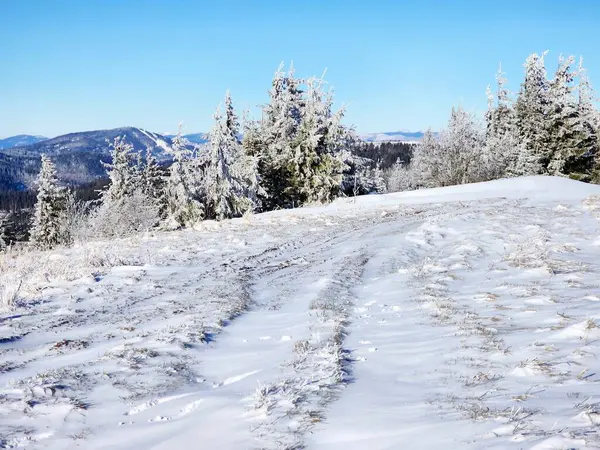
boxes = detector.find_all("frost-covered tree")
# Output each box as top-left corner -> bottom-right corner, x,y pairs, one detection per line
410,129 -> 444,188
575,57 -> 600,181
371,163 -> 387,194
91,137 -> 160,237
249,63 -> 306,209
288,76 -> 349,204
385,159 -> 415,193
101,137 -> 138,204
203,91 -> 260,220
0,216 -> 9,251
545,55 -> 580,175
483,64 -> 521,179
30,155 -> 68,250
515,52 -> 551,174
141,147 -> 165,214
413,109 -> 483,188
164,129 -> 204,227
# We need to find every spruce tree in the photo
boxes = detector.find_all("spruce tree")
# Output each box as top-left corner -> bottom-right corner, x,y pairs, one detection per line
30,155 -> 68,250
164,129 -> 204,227
288,76 -> 348,204
515,52 -> 551,174
141,147 -> 165,215
256,63 -> 305,209
204,91 -> 259,220
484,64 -> 520,178
101,136 -> 137,204
575,57 -> 600,181
0,215 -> 9,250
546,55 -> 581,175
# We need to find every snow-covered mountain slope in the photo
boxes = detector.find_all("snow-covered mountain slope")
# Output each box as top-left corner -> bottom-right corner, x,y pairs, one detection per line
0,135 -> 48,150
0,127 -> 190,189
361,130 -> 431,142
2,176 -> 600,449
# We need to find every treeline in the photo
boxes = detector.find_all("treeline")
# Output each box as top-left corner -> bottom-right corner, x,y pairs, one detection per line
354,142 -> 413,170
386,52 -> 600,191
2,64 -> 382,251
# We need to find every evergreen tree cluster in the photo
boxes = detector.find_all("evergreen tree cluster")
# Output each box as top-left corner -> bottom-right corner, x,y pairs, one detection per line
2,63 -> 360,250
387,51 -> 600,193
488,52 -> 599,181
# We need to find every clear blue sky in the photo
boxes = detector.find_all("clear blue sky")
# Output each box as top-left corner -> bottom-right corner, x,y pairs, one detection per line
1,0 -> 599,138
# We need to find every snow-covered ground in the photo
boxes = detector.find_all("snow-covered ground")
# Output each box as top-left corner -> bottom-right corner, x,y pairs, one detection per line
2,176 -> 600,449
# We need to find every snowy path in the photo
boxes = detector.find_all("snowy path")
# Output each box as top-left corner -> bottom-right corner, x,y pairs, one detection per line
2,177 -> 600,449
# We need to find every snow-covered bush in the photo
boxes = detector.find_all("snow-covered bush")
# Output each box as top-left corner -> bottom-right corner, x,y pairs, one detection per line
88,191 -> 160,238
385,160 -> 415,193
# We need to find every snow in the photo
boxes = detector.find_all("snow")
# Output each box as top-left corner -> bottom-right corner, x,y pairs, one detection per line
2,176 -> 600,448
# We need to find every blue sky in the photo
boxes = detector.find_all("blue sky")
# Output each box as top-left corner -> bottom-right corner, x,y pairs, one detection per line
1,0 -> 599,137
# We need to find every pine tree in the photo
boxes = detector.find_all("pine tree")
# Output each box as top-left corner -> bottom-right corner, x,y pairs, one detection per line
443,106 -> 484,185
412,109 -> 483,188
371,163 -> 387,194
0,215 -> 9,250
515,52 -> 551,174
254,62 -> 306,209
575,57 -> 600,181
101,136 -> 138,204
204,91 -> 259,220
484,64 -> 520,178
30,155 -> 68,250
141,147 -> 165,215
545,55 -> 581,175
411,129 -> 444,188
288,76 -> 349,204
164,129 -> 204,227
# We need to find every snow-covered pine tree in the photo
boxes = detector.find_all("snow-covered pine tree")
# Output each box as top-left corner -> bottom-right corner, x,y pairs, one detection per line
410,128 -> 443,188
575,57 -> 600,182
442,106 -> 484,185
141,147 -> 166,215
371,163 -> 387,194
412,108 -> 484,188
514,52 -> 551,174
483,64 -> 521,179
101,136 -> 137,204
254,62 -> 306,209
385,159 -> 415,193
203,91 -> 259,220
91,137 -> 160,237
0,215 -> 9,251
288,76 -> 348,205
164,129 -> 204,227
545,55 -> 581,175
29,155 -> 68,250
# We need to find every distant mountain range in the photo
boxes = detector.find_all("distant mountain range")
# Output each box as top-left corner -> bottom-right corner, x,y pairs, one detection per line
0,134 -> 48,150
361,130 -> 428,143
0,127 -> 426,191
0,127 -> 201,191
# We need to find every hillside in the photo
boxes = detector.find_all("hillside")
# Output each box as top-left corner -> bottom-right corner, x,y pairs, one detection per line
1,176 -> 600,449
0,127 -> 194,190
0,135 -> 48,150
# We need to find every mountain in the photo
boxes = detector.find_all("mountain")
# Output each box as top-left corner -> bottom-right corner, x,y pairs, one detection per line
182,133 -> 209,144
0,127 -> 195,191
0,135 -> 48,150
361,130 -> 429,143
